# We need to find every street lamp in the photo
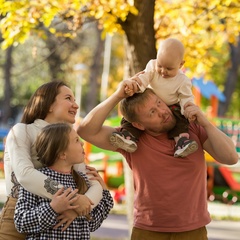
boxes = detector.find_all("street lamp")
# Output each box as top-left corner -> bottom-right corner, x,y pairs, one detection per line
100,34 -> 112,101
73,63 -> 87,119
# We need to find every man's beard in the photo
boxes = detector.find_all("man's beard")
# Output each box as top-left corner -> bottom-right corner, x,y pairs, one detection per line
147,120 -> 176,135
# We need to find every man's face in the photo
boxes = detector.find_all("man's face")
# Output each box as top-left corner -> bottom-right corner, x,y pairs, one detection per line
135,94 -> 176,136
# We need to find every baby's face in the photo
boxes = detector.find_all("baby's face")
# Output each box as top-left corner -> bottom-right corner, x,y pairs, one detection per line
156,52 -> 183,78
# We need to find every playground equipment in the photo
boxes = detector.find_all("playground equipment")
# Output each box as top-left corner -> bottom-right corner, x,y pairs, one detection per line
85,145 -> 125,203
193,77 -> 240,204
206,118 -> 240,203
0,128 -> 8,174
0,128 -> 8,157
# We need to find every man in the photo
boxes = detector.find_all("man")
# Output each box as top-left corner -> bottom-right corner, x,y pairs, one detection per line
78,77 -> 238,240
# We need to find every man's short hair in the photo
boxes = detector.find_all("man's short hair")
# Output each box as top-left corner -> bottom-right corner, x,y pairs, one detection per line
119,88 -> 156,123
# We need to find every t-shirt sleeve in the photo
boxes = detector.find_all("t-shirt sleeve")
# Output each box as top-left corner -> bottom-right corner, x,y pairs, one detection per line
137,60 -> 156,92
189,122 -> 208,145
178,75 -> 195,114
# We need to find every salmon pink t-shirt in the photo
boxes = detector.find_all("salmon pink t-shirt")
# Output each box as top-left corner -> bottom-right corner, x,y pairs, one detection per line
118,122 -> 211,232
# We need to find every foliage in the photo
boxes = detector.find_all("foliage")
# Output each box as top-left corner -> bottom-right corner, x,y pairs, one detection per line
154,0 -> 240,77
1,0 -> 240,116
0,37 -> 49,106
1,0 -> 239,76
0,0 -> 137,49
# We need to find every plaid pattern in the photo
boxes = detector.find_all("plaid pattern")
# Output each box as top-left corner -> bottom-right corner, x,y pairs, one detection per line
14,168 -> 114,240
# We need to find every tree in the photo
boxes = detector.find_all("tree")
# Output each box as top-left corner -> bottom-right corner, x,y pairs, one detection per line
219,35 -> 240,116
1,0 -> 240,235
1,0 -> 240,115
1,45 -> 13,126
120,0 -> 156,73
86,24 -> 104,113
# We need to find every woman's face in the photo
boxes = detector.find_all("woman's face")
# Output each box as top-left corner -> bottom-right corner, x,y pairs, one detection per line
45,86 -> 79,124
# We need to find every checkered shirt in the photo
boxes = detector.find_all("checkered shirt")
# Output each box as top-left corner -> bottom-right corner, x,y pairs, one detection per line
14,167 -> 114,240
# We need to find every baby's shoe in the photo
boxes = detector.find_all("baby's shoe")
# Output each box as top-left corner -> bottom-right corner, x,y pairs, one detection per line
109,130 -> 137,153
174,137 -> 198,157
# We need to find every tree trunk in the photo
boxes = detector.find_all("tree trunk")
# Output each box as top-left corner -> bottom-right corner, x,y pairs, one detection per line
86,25 -> 104,113
218,35 -> 240,116
120,0 -> 157,76
45,32 -> 66,80
2,45 -> 13,126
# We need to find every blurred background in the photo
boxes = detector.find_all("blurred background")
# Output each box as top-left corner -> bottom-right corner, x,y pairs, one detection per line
0,0 -> 240,239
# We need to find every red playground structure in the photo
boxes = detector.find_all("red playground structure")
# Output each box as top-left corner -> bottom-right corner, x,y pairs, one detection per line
193,77 -> 240,204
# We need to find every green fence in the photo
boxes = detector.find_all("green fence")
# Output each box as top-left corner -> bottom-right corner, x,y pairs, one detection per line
212,118 -> 240,154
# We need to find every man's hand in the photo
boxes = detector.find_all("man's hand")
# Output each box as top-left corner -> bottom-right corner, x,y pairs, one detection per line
183,101 -> 197,122
118,71 -> 145,97
119,79 -> 139,97
184,102 -> 209,127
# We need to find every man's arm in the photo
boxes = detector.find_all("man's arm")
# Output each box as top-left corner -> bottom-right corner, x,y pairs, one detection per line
184,102 -> 239,165
78,79 -> 139,150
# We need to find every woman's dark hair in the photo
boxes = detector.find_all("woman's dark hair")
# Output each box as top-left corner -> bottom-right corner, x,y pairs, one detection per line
35,122 -> 88,194
21,81 -> 69,124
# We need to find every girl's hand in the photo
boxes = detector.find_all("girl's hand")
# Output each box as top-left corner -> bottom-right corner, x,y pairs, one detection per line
50,187 -> 80,214
74,194 -> 93,216
54,209 -> 78,231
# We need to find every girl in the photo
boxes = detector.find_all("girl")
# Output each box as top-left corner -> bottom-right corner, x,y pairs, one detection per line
14,123 -> 113,239
0,81 -> 102,239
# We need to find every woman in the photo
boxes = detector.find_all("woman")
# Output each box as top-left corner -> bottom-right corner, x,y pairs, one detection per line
0,81 -> 103,239
14,123 -> 113,239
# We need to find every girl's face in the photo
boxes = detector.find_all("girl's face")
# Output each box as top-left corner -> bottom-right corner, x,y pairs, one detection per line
65,129 -> 85,165
45,86 -> 79,124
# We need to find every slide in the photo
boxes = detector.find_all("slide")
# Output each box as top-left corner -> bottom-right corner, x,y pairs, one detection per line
219,167 -> 240,191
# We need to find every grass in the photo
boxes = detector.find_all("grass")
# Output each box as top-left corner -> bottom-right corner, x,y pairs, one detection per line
211,214 -> 240,221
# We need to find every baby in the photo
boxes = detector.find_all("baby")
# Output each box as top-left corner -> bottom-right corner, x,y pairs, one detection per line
110,38 -> 198,158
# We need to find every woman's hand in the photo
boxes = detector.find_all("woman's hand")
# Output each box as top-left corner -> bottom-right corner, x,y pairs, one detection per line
86,165 -> 107,190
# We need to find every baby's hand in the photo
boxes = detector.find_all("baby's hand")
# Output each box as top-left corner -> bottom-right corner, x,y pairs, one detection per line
188,115 -> 196,122
124,86 -> 134,96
